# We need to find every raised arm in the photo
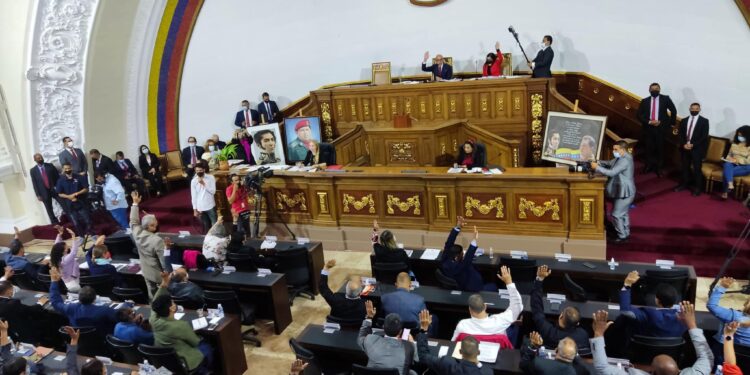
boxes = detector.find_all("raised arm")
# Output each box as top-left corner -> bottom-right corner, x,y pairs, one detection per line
415,310 -> 440,369
589,310 -> 627,375
724,321 -> 740,367
707,278 -> 739,322
357,301 -> 375,351
130,191 -> 142,228
63,327 -> 81,375
679,301 -> 713,373
319,259 -> 336,304
531,266 -> 556,341
619,271 -> 648,322
497,266 -> 523,319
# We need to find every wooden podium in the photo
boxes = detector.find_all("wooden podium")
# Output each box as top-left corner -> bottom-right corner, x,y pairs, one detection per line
393,114 -> 412,128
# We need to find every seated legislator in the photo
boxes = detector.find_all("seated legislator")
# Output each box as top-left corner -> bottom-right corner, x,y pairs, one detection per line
49,267 -> 118,334
201,139 -> 220,162
520,332 -> 578,375
721,125 -> 750,199
456,140 -> 486,169
113,150 -> 147,196
320,259 -> 365,321
50,226 -> 82,292
303,141 -> 336,169
382,272 -> 426,327
168,267 -> 205,307
358,301 -> 419,375
532,265 -> 590,355
416,310 -> 491,375
235,99 -> 260,128
135,147 -> 164,197
707,277 -> 750,350
590,307 -> 713,375
181,136 -> 204,179
0,281 -> 48,344
421,51 -> 453,81
371,220 -> 411,270
619,271 -> 686,337
85,236 -> 125,287
482,41 -> 504,77
451,271 -> 522,347
440,219 -> 495,292
229,129 -> 256,165
114,307 -> 154,346
210,134 -> 226,150
6,226 -> 48,280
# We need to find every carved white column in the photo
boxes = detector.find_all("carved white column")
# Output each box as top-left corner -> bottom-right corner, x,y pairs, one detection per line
26,0 -> 99,165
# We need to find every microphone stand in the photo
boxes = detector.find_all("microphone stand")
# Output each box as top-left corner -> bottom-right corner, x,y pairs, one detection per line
508,26 -> 531,65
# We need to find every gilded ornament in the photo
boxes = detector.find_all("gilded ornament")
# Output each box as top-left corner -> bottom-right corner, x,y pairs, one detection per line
343,193 -> 376,213
435,195 -> 448,218
320,102 -> 333,141
497,96 -> 504,111
276,192 -> 307,211
449,98 -> 456,113
351,103 -> 357,117
579,198 -> 594,224
513,97 -> 521,110
464,196 -> 504,218
434,98 -> 441,113
406,98 -> 412,114
363,102 -> 370,116
481,98 -> 488,112
389,142 -> 416,162
518,198 -> 560,220
386,194 -> 421,215
465,97 -> 472,112
317,192 -> 329,214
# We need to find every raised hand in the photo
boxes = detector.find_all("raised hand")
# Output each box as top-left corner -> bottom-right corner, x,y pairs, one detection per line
678,301 -> 697,330
724,321 -> 740,336
95,235 -> 105,246
0,320 -> 8,333
66,227 -> 76,239
373,219 -> 379,231
63,326 -> 80,345
324,259 -> 336,270
55,225 -> 64,236
495,41 -> 501,50
13,226 -> 20,239
592,310 -> 613,337
419,309 -> 432,332
290,359 -> 309,375
160,271 -> 172,287
365,300 -> 376,319
456,216 -> 465,228
131,191 -> 141,204
473,225 -> 479,241
497,265 -> 512,285
719,277 -> 735,289
423,51 -> 430,63
529,331 -> 543,347
537,265 -> 551,281
163,237 -> 173,249
623,270 -> 640,287
3,267 -> 13,281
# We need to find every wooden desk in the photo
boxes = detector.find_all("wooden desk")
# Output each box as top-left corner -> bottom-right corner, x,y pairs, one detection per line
213,166 -> 606,243
38,351 -> 138,374
370,250 -> 698,303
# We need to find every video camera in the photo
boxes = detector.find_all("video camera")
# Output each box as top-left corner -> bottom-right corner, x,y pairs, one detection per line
244,166 -> 274,189
568,161 -> 596,179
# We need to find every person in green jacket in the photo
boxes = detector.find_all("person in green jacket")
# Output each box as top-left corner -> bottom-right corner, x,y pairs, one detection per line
150,271 -> 213,373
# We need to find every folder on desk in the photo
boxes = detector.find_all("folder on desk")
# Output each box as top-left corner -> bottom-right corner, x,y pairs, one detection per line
421,249 -> 441,260
453,341 -> 499,363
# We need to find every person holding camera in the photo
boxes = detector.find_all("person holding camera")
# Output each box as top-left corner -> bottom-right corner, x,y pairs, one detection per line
591,141 -> 635,244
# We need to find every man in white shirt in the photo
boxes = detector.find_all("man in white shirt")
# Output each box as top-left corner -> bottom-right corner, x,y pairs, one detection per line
451,266 -> 523,347
95,172 -> 129,230
191,164 -> 217,234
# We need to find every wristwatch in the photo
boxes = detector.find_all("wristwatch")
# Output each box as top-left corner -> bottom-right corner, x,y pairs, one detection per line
726,335 -> 733,342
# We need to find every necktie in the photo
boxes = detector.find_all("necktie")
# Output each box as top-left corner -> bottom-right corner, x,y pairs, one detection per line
40,166 -> 49,189
650,98 -> 656,121
71,149 -> 78,160
121,161 -> 128,171
191,147 -> 197,164
266,103 -> 272,120
245,110 -> 250,127
687,117 -> 695,142
96,159 -> 100,168
438,64 -> 442,77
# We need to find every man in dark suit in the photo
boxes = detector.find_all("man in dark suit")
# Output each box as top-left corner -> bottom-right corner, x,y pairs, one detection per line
637,82 -> 677,176
529,35 -> 554,78
319,259 -> 365,321
675,103 -> 709,196
58,136 -> 87,176
257,92 -> 281,124
520,332 -> 579,375
181,136 -> 204,179
113,151 -> 146,195
532,266 -> 590,355
168,268 -> 204,306
421,52 -> 453,80
234,100 -> 260,128
592,141 -> 636,243
0,281 -> 50,345
30,153 -> 61,224
417,311 -> 492,375
440,217 -> 493,292
89,149 -> 114,176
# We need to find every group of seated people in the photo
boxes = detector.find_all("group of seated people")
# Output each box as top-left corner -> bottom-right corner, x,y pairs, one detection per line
314,215 -> 750,374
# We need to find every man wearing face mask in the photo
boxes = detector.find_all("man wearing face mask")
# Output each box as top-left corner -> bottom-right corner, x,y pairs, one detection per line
130,191 -> 169,299
637,82 -> 677,177
58,136 -> 88,176
135,147 -> 164,197
234,99 -> 260,128
191,163 -> 217,233
675,103 -> 710,196
422,51 -> 453,81
257,92 -> 281,124
591,141 -> 635,243
55,162 -> 92,235
181,136 -> 204,179
113,151 -> 146,196
30,153 -> 61,224
88,149 -> 115,176
528,35 -> 554,78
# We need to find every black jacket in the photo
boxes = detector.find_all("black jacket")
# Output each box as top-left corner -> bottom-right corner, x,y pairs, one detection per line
257,101 -> 281,123
532,48 -> 554,78
138,153 -> 161,175
319,273 -> 365,321
113,158 -> 139,181
416,332 -> 492,375
93,154 -> 115,175
637,94 -> 677,128
181,146 -> 205,167
303,143 -> 336,166
29,163 -> 60,200
677,116 -> 709,156
530,280 -> 591,356
456,144 -> 487,169
373,244 -> 410,266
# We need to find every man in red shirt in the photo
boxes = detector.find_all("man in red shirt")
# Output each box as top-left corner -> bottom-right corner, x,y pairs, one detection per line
225,174 -> 251,235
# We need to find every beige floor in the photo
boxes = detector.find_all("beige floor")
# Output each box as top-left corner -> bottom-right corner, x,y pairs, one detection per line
22,239 -> 749,375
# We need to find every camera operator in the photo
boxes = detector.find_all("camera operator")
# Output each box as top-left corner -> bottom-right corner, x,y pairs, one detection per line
591,140 -> 635,244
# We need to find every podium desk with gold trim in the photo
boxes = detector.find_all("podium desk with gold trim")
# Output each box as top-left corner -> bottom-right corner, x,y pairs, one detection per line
213,166 -> 605,241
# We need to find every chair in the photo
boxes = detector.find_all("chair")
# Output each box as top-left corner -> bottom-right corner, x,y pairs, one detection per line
112,287 -> 147,304
474,142 -> 488,168
499,257 -> 537,294
352,364 -> 399,375
501,52 -> 513,76
226,252 -> 258,272
563,273 -> 602,302
10,270 -> 43,292
104,234 -> 137,260
634,269 -> 689,307
163,150 -> 186,191
702,136 -> 730,193
203,290 -> 261,347
289,338 -> 322,375
79,274 -> 115,299
627,335 -> 685,365
735,343 -> 750,374
137,344 -> 194,375
37,271 -> 68,294
371,62 -> 391,86
434,268 -> 459,290
105,334 -> 144,365
372,262 -> 408,286
274,247 -> 315,305
319,143 -> 337,166
58,326 -> 104,357
326,315 -> 364,330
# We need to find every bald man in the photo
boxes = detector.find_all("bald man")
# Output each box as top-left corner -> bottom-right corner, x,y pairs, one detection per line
168,267 -> 204,306
590,306 -> 712,375
382,272 -> 426,326
422,51 -> 453,81
520,332 -> 578,374
319,259 -> 365,321
417,309 -> 491,375
532,266 -> 590,355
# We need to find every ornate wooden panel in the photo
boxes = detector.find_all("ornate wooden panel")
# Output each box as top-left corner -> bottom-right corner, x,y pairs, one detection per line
340,191 -> 377,215
385,191 -> 424,217
273,189 -> 308,213
461,192 -> 507,220
515,194 -> 563,223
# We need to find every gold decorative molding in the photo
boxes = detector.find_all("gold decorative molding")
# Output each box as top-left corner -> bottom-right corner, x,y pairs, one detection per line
452,139 -> 457,152
530,93 -> 544,164
625,103 -> 631,110
363,101 -> 370,116
464,196 -> 504,218
365,140 -> 370,155
317,192 -> 329,214
276,191 -> 307,211
350,103 -> 357,117
390,101 -> 397,115
386,194 -> 421,215
434,98 -> 442,113
481,97 -> 488,112
497,96 -> 504,111
440,143 -> 446,154
377,102 -> 383,115
320,102 -> 333,142
343,193 -> 376,213
578,78 -> 584,90
593,87 -> 600,94
513,96 -> 521,110
435,195 -> 448,218
518,198 -> 560,220
336,102 -> 343,117
608,95 -> 614,102
389,142 -> 416,162
579,198 -> 594,224
449,98 -> 456,113
419,99 -> 426,114
465,97 -> 472,112
405,98 -> 412,114
512,147 -> 519,168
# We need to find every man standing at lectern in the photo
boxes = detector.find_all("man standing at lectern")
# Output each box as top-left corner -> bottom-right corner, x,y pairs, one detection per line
422,52 -> 453,81
592,141 -> 635,244
529,35 -> 554,78
637,83 -> 677,177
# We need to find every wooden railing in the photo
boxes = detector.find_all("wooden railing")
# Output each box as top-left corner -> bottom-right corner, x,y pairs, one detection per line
331,124 -> 370,166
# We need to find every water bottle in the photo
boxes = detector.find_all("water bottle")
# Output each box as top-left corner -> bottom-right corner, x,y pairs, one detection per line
716,364 -> 724,375
489,247 -> 494,259
139,360 -> 153,375
217,303 -> 224,318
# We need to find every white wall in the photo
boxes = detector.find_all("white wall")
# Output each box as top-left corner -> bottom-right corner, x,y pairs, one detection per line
180,0 -> 750,146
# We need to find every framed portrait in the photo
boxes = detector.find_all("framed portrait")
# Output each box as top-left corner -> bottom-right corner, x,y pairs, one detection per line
246,123 -> 286,165
283,116 -> 322,162
541,111 -> 608,166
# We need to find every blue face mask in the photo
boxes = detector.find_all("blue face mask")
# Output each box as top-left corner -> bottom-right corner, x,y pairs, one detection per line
94,258 -> 111,265
613,151 -> 621,158
739,136 -> 746,143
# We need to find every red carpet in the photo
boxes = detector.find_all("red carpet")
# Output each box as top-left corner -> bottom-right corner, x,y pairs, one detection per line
606,163 -> 750,278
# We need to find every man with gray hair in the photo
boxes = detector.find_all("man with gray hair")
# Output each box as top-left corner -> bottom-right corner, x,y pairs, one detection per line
319,259 -> 365,321
130,191 -> 168,298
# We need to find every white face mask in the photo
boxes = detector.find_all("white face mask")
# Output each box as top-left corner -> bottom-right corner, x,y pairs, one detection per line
541,42 -> 547,49
242,105 -> 249,110
613,151 -> 621,158
188,142 -> 196,147
66,141 -> 74,148
739,136 -> 746,143
142,149 -> 149,155
208,145 -> 215,151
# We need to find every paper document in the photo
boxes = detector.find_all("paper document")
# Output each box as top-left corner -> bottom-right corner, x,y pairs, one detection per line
174,312 -> 185,320
438,346 -> 449,357
453,341 -> 500,363
447,167 -> 464,174
489,168 -> 503,175
421,248 -> 441,260
405,250 -> 413,257
191,317 -> 208,330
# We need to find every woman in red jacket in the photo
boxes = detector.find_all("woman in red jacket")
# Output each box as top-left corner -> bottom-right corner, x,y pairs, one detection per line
482,41 -> 504,77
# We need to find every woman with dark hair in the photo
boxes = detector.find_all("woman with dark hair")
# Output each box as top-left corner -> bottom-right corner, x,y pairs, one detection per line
50,225 -> 82,292
721,125 -> 750,199
371,220 -> 410,268
482,41 -> 504,77
137,144 -> 165,197
456,140 -> 486,169
229,129 -> 256,165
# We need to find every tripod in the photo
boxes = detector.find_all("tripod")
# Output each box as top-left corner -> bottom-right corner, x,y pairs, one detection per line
248,169 -> 296,240
709,217 -> 750,295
